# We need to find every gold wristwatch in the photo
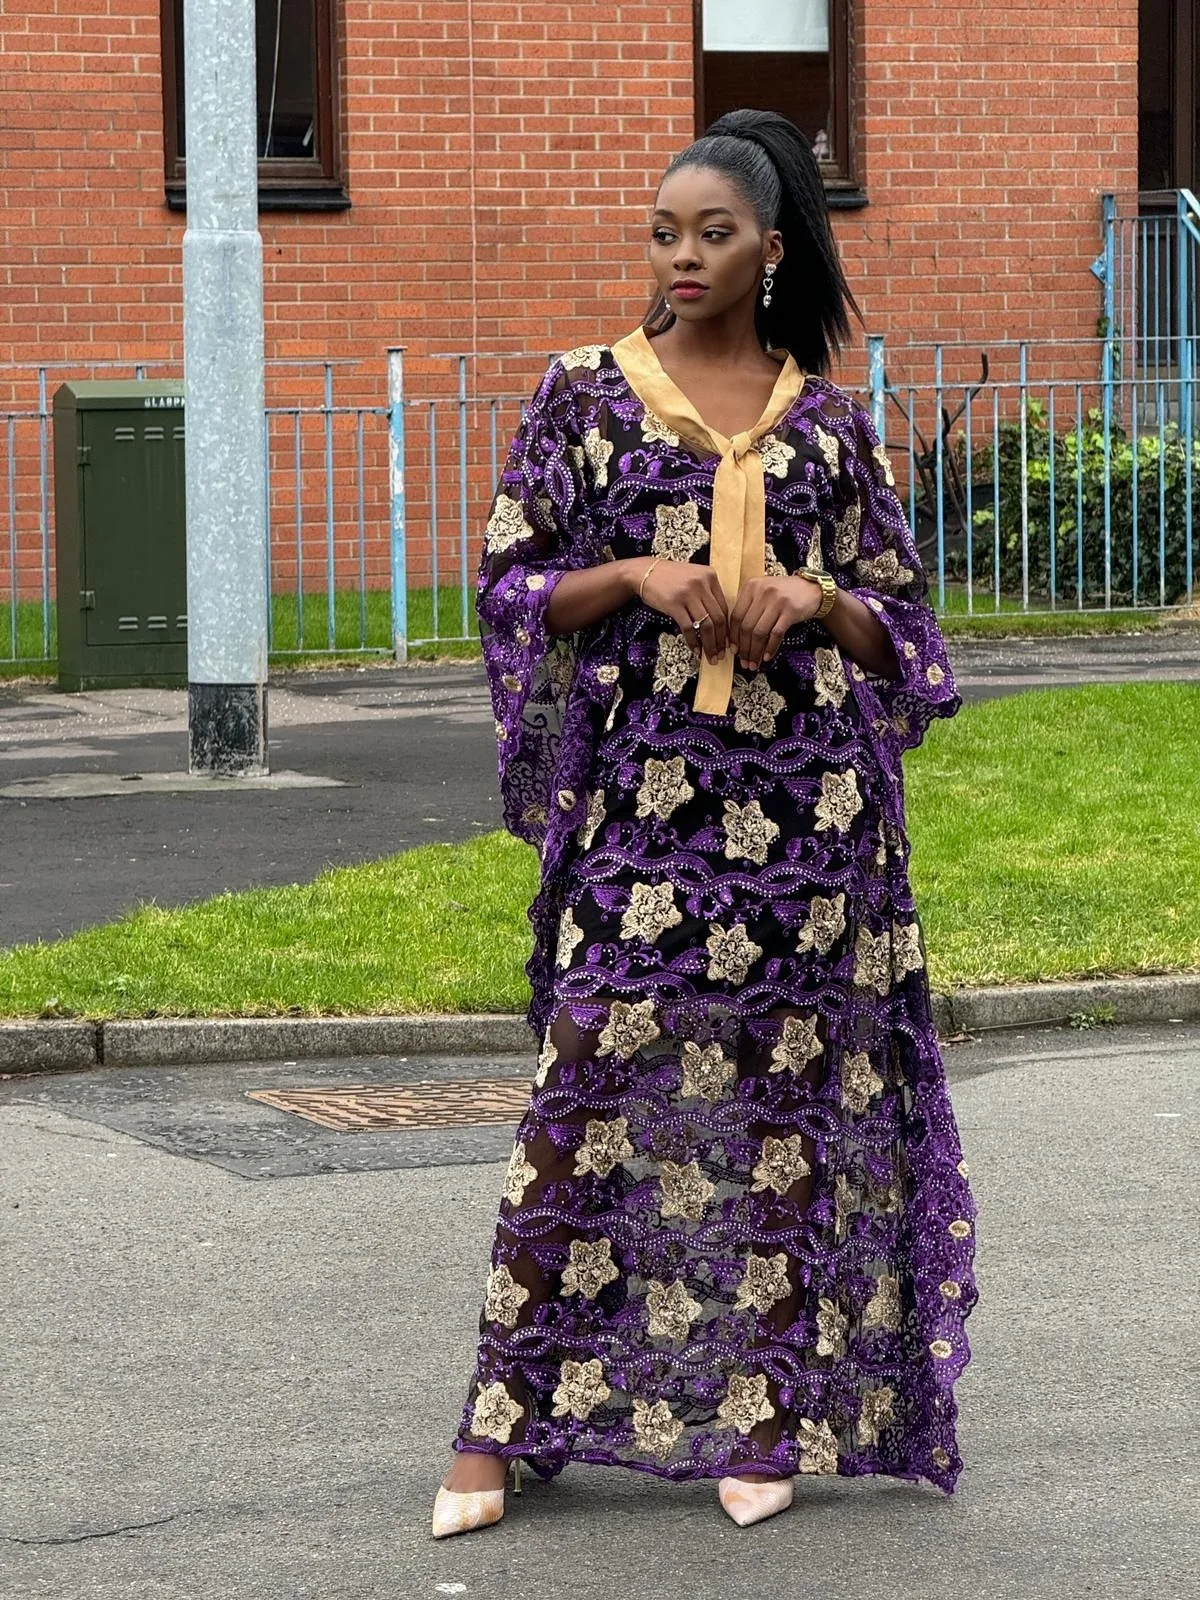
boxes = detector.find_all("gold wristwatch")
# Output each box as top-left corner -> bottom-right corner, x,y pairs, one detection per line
799,566 -> 838,619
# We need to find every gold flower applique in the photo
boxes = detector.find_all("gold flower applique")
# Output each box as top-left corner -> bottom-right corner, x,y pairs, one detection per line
721,797 -> 780,865
731,673 -> 787,738
734,1251 -> 792,1315
856,548 -> 913,591
596,998 -> 661,1060
813,768 -> 863,833
862,1272 -> 902,1332
932,1446 -> 952,1470
872,442 -> 896,485
939,1279 -> 963,1301
596,662 -> 620,684
583,426 -> 613,489
957,1158 -> 970,1179
769,1013 -> 823,1075
646,1277 -> 703,1340
653,630 -> 698,695
927,662 -> 946,686
764,541 -> 788,577
640,408 -> 681,446
815,1295 -> 849,1357
947,1218 -> 973,1240
484,1264 -> 530,1329
470,1380 -> 524,1443
515,624 -> 532,647
804,524 -> 826,570
751,1134 -> 811,1195
834,500 -> 862,564
635,754 -> 695,821
652,499 -> 709,562
632,1397 -> 684,1459
705,921 -> 763,984
619,880 -> 682,945
929,1338 -> 954,1360
680,1040 -> 736,1101
526,572 -> 547,590
658,1159 -> 716,1223
551,1357 -> 611,1421
577,788 -> 606,850
841,1050 -> 885,1115
758,433 -> 796,477
857,1385 -> 895,1447
503,1141 -> 538,1206
795,892 -> 848,957
717,1373 -> 775,1435
573,1116 -> 635,1179
555,906 -> 585,969
832,1172 -> 858,1241
560,344 -> 605,370
854,927 -> 894,995
892,921 -> 925,979
484,494 -> 534,554
560,1236 -> 620,1299
813,424 -> 841,477
797,1416 -> 839,1474
812,646 -> 849,708
547,639 -> 576,699
534,1032 -> 558,1088
494,719 -> 509,742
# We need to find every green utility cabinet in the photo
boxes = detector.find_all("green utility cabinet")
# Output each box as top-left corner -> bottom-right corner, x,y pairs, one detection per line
53,381 -> 188,691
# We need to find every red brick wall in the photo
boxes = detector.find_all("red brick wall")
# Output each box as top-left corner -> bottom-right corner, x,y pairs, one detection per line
0,0 -> 1139,616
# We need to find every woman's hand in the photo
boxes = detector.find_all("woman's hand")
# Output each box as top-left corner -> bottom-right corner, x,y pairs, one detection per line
635,557 -> 730,664
727,574 -> 826,670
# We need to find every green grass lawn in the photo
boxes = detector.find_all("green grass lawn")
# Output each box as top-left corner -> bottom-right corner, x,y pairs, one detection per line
1,683 -> 1197,1020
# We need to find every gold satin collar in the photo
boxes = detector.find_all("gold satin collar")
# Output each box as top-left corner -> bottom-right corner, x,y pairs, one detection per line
609,325 -> 806,715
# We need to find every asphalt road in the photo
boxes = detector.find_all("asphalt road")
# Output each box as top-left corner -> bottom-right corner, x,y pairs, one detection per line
1,631 -> 1196,949
1,1020 -> 1197,1599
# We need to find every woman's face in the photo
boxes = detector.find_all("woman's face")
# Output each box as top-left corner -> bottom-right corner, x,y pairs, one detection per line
649,166 -> 782,325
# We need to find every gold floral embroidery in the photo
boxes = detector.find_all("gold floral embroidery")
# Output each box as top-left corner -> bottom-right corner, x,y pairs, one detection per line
705,921 -> 763,984
717,1373 -> 775,1434
734,1251 -> 792,1314
795,892 -> 848,956
751,1134 -> 811,1195
813,768 -> 863,833
526,572 -> 547,591
758,433 -> 796,477
947,1218 -> 973,1240
521,801 -> 545,826
652,499 -> 709,562
812,646 -> 849,708
577,788 -> 606,850
632,1397 -> 684,1458
640,408 -> 681,447
560,344 -> 605,370
560,1237 -> 619,1299
494,719 -> 509,742
484,493 -> 534,554
658,1158 -> 716,1223
555,906 -> 585,969
929,1338 -> 954,1360
583,426 -> 613,489
857,1385 -> 895,1447
547,640 -> 576,699
892,921 -> 925,978
763,541 -> 788,577
721,797 -> 780,865
862,1272 -> 902,1332
515,624 -> 532,647
769,1013 -> 823,1074
872,442 -> 896,485
815,1295 -> 849,1356
797,1416 -> 839,1474
534,1032 -> 558,1088
926,662 -> 946,686
653,630 -> 698,695
503,1141 -> 538,1206
842,1050 -> 885,1115
932,1446 -> 952,1469
833,1173 -> 858,1241
813,424 -> 841,477
620,880 -> 682,944
865,595 -> 883,613
731,673 -> 787,738
501,671 -> 521,692
956,1158 -> 970,1179
596,998 -> 661,1060
635,754 -> 695,820
834,500 -> 861,564
484,1264 -> 530,1328
804,524 -> 825,570
573,1116 -> 635,1179
470,1380 -> 524,1443
646,1277 -> 703,1339
596,662 -> 620,684
680,1040 -> 736,1101
939,1279 -> 963,1300
902,639 -> 917,659
855,548 -> 913,591
854,927 -> 894,995
556,788 -> 576,812
551,1357 -> 611,1420
604,684 -> 622,732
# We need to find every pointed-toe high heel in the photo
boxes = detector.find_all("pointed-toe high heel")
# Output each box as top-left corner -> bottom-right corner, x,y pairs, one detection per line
717,1474 -> 794,1527
431,1457 -> 523,1540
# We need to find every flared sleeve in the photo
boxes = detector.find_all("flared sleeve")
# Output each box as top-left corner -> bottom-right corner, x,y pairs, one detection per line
476,357 -> 600,846
827,400 -> 962,754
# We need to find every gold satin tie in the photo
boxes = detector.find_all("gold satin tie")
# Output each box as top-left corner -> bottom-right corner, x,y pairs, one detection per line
609,326 -> 806,715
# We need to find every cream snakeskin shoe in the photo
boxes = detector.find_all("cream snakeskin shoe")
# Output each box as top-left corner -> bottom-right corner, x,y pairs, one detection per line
717,1475 -> 794,1527
431,1458 -> 523,1539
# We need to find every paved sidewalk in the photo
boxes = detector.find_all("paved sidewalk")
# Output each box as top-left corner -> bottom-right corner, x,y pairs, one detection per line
1,631 -> 1196,947
1,1020 -> 1196,1599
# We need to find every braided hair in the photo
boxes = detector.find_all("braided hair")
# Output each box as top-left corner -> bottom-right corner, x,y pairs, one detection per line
645,108 -> 860,374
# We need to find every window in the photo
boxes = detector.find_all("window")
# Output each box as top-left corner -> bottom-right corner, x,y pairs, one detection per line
161,0 -> 346,210
695,0 -> 861,204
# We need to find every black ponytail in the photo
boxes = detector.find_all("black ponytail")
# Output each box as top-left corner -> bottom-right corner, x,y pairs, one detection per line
644,108 -> 861,375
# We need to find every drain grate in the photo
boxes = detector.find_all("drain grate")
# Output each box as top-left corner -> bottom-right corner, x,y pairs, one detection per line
246,1078 -> 531,1132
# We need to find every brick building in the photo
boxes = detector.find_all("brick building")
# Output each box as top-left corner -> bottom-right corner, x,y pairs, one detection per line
0,1 -> 1189,625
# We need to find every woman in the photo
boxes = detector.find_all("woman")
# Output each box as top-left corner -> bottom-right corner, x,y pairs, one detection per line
434,108 -> 977,1536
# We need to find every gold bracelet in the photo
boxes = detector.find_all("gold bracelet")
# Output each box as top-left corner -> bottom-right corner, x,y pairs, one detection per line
638,556 -> 663,601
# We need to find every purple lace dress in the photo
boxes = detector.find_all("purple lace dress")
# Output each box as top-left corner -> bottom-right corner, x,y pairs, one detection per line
455,337 -> 978,1491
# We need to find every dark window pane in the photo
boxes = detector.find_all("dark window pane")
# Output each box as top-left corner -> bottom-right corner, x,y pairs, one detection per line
702,53 -> 832,158
173,0 -> 317,163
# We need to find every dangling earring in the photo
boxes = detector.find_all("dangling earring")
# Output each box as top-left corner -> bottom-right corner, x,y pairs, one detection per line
761,261 -> 777,308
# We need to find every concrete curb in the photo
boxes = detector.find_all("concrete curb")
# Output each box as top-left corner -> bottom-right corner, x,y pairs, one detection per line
2,974 -> 1197,1078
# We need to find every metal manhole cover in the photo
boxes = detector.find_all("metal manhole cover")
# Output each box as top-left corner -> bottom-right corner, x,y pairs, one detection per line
246,1078 -> 530,1132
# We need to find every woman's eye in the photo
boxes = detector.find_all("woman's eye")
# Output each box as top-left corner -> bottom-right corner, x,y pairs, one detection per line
651,229 -> 730,243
